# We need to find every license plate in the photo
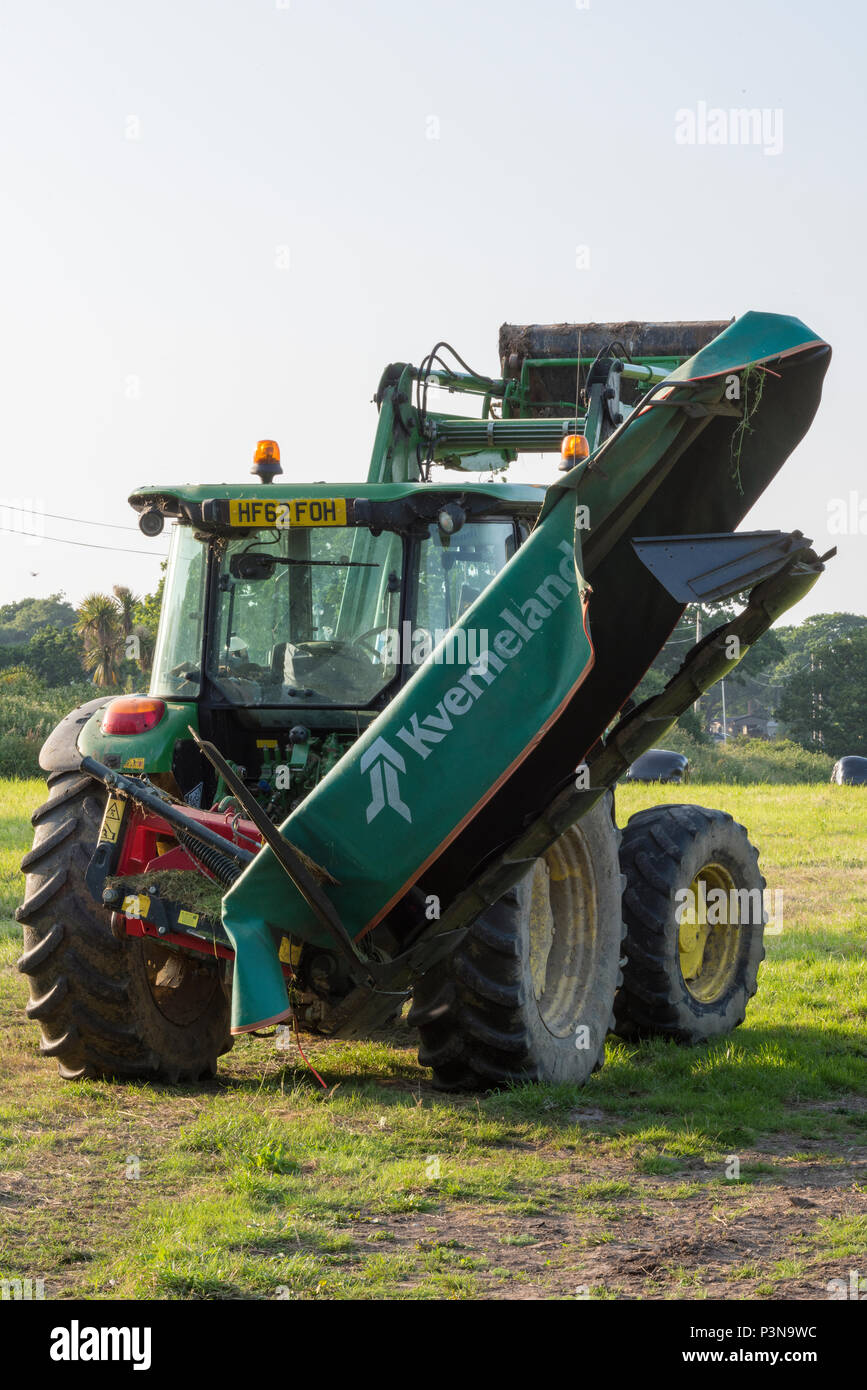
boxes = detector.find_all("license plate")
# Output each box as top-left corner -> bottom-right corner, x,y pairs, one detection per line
228,498 -> 347,528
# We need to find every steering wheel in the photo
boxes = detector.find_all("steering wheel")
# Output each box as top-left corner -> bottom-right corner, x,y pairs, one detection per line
224,660 -> 268,679
349,625 -> 390,658
164,661 -> 201,693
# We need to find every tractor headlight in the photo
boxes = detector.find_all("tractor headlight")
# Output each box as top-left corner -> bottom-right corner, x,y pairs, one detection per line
139,508 -> 165,537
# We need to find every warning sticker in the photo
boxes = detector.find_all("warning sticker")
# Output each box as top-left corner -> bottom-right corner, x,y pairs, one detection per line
278,938 -> 303,967
121,894 -> 150,918
98,797 -> 125,845
178,909 -> 199,928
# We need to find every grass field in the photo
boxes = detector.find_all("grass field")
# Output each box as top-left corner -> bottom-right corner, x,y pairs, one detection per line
1,778 -> 865,1300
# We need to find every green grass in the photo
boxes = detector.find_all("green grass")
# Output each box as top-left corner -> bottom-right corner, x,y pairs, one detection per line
645,730 -> 833,783
1,781 -> 865,1300
0,778 -> 41,954
812,1215 -> 867,1259
0,671 -> 94,778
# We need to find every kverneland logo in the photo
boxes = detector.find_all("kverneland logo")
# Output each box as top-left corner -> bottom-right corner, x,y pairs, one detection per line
361,541 -> 579,824
361,738 -> 411,824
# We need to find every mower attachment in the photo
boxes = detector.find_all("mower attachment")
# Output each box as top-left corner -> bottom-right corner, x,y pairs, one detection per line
220,489 -> 594,1031
218,310 -> 829,1034
631,529 -> 815,603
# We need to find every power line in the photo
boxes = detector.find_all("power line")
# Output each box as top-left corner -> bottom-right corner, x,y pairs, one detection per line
0,524 -> 167,558
1,503 -> 140,532
745,663 -> 811,686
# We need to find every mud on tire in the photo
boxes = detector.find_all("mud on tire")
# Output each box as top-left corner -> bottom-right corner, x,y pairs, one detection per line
409,796 -> 625,1091
17,771 -> 232,1082
613,803 -> 766,1043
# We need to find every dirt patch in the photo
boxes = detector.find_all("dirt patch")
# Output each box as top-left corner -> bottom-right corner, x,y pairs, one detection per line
2,998 -> 865,1301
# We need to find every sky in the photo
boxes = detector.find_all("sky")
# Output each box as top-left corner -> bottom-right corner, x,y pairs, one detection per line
1,0 -> 865,625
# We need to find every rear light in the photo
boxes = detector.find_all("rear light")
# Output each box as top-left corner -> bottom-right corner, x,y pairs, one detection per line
102,697 -> 166,735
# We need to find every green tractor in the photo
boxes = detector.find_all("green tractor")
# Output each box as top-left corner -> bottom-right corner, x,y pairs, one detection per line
18,313 -> 832,1088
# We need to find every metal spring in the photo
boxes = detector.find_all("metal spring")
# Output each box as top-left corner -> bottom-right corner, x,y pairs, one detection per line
175,828 -> 242,887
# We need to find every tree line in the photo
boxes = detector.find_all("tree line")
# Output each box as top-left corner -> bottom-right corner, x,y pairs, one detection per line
0,582 -> 864,759
635,606 -> 867,759
0,574 -> 163,689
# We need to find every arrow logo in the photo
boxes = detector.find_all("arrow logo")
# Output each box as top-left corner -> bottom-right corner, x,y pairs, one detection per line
360,737 -> 412,824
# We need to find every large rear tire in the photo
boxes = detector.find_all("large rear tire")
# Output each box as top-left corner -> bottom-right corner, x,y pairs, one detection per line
408,796 -> 625,1091
17,771 -> 232,1082
613,804 -> 766,1043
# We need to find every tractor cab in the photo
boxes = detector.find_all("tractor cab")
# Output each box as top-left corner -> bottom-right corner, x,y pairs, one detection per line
126,479 -> 543,814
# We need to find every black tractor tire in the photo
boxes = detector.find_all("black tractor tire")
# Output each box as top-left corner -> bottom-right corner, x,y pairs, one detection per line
613,804 -> 766,1043
408,796 -> 625,1091
16,771 -> 232,1082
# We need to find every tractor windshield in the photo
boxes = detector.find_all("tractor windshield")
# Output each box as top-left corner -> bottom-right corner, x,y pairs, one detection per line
207,526 -> 403,706
151,517 -> 517,708
150,524 -> 208,701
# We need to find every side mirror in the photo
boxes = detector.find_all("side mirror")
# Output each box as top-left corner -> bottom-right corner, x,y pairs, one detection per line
230,553 -> 276,582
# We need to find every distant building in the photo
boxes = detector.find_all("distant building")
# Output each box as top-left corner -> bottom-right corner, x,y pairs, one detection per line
707,712 -> 782,741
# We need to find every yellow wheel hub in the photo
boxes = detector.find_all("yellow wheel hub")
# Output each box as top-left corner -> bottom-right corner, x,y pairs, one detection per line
528,833 -> 598,1037
678,863 -> 741,1003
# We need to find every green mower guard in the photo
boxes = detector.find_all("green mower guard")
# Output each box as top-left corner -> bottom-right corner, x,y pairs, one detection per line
216,311 -> 830,1031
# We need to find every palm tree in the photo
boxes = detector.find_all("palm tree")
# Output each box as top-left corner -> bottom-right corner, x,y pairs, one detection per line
76,594 -> 124,686
131,621 -> 156,674
112,584 -> 139,637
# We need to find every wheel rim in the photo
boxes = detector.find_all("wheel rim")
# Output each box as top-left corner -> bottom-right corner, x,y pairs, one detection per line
528,833 -> 598,1037
678,862 -> 741,1003
142,943 -> 223,1026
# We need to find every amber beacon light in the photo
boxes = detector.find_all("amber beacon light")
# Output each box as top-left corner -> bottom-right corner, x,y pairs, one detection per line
251,439 -> 283,484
